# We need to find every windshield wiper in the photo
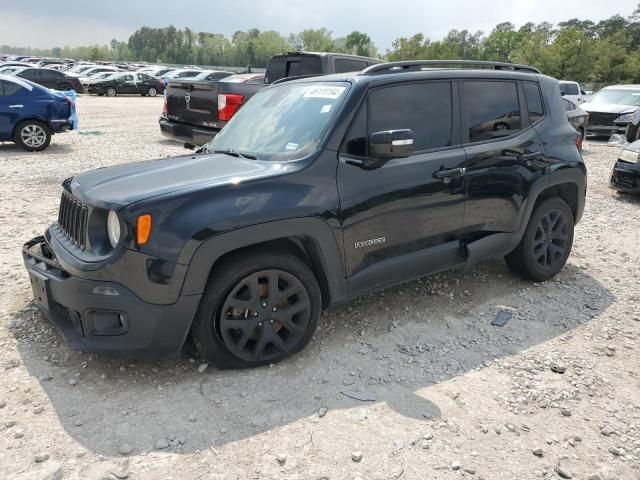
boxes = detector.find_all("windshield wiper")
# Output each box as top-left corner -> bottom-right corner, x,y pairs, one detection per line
212,148 -> 257,160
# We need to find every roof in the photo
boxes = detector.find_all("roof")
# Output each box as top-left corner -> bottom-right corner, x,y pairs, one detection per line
279,51 -> 380,63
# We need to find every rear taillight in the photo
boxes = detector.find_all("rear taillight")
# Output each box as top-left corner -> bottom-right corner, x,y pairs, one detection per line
162,96 -> 168,116
218,93 -> 244,121
576,133 -> 583,153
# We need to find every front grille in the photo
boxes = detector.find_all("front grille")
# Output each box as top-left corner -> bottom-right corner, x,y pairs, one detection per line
588,112 -> 620,126
57,191 -> 88,249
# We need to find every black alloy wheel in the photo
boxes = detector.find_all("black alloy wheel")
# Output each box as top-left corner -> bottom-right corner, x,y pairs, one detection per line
532,209 -> 570,272
505,197 -> 574,282
218,269 -> 311,363
190,250 -> 321,369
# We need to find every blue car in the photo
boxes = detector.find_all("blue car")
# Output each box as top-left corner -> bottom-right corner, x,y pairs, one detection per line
0,74 -> 76,151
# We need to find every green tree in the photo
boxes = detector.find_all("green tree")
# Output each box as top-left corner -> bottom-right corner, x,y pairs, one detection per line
345,31 -> 374,57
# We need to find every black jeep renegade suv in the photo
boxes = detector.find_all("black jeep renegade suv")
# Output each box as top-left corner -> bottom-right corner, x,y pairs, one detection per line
23,60 -> 586,369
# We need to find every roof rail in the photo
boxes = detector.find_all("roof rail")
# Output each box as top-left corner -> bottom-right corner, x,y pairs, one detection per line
361,60 -> 540,75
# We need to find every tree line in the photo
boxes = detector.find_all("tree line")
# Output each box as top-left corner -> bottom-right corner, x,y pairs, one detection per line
3,5 -> 640,88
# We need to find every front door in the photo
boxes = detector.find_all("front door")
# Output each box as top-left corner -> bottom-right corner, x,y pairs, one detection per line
119,75 -> 137,94
337,81 -> 467,295
460,80 -> 549,235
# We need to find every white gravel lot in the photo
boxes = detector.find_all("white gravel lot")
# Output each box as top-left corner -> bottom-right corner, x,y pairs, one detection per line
0,95 -> 639,480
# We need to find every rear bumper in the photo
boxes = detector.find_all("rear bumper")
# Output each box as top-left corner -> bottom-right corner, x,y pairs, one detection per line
48,119 -> 71,133
610,161 -> 640,193
22,236 -> 201,359
159,117 -> 218,146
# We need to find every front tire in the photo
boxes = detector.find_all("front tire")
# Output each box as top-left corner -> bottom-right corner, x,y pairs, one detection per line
14,121 -> 51,152
506,198 -> 574,282
147,87 -> 158,97
190,250 -> 321,369
106,87 -> 117,97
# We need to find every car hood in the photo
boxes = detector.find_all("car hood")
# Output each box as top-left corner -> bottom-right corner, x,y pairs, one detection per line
68,153 -> 295,209
581,103 -> 638,115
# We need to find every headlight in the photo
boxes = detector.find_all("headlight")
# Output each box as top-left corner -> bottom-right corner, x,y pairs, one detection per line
107,210 -> 121,248
619,149 -> 639,163
615,113 -> 635,123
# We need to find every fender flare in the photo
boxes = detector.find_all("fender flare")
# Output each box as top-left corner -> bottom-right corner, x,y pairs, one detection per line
180,217 -> 348,305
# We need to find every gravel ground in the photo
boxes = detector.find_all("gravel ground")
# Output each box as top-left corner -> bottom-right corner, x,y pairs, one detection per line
1,95 -> 639,480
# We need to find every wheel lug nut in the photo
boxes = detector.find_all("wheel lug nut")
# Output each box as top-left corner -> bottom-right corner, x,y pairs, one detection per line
258,322 -> 263,327
270,319 -> 274,324
253,312 -> 258,317
262,302 -> 267,308
272,307 -> 277,312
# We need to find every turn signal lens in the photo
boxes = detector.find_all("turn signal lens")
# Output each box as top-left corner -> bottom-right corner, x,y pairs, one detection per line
136,214 -> 152,245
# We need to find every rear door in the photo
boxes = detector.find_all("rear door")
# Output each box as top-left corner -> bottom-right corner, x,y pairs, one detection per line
338,80 -> 467,294
461,79 -> 548,235
0,80 -> 28,139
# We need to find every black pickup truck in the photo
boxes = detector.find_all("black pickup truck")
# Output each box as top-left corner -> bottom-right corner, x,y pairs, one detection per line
159,52 -> 380,146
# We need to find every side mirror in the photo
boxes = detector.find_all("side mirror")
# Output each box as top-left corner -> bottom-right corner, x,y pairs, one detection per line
560,91 -> 566,96
368,129 -> 415,159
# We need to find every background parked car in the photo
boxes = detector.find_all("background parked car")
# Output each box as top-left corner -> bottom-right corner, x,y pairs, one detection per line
11,67 -> 83,93
0,74 -> 75,151
161,68 -> 203,85
559,80 -> 587,104
562,98 -> 588,151
137,66 -> 177,78
610,140 -> 640,193
90,72 -> 165,97
582,85 -> 640,142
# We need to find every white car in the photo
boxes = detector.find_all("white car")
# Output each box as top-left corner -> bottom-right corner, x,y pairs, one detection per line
559,80 -> 587,104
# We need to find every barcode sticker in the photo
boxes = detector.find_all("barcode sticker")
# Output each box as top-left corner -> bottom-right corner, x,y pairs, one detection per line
304,86 -> 346,99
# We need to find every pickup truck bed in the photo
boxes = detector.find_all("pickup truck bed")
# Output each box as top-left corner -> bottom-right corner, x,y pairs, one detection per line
159,74 -> 264,146
159,52 -> 380,146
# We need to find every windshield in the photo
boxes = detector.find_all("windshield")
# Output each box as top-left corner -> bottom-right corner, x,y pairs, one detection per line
587,89 -> 640,107
208,82 -> 350,161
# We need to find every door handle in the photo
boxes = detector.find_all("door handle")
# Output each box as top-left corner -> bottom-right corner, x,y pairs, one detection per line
9,105 -> 24,108
518,151 -> 543,162
433,167 -> 466,179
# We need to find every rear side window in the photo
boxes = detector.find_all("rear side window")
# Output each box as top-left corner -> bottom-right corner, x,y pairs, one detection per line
564,83 -> 579,95
523,82 -> 544,123
369,82 -> 453,151
0,80 -> 23,96
335,59 -> 368,73
464,81 -> 521,143
19,69 -> 38,81
265,56 -> 323,83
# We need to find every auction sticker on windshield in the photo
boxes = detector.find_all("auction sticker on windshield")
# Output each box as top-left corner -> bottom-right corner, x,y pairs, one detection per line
304,86 -> 346,99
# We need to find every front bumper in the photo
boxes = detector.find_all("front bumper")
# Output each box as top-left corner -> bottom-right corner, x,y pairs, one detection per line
159,117 -> 218,146
587,123 -> 629,136
22,236 -> 201,359
610,160 -> 640,193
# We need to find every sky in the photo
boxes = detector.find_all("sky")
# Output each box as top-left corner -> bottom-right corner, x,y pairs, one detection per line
1,0 -> 638,51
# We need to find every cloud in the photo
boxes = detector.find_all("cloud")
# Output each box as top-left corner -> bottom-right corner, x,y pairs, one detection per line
1,0 -> 638,51
0,12 -> 132,49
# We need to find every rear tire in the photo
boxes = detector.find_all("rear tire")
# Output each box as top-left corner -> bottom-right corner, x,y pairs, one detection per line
190,249 -> 321,369
505,198 -> 574,282
14,121 -> 52,152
